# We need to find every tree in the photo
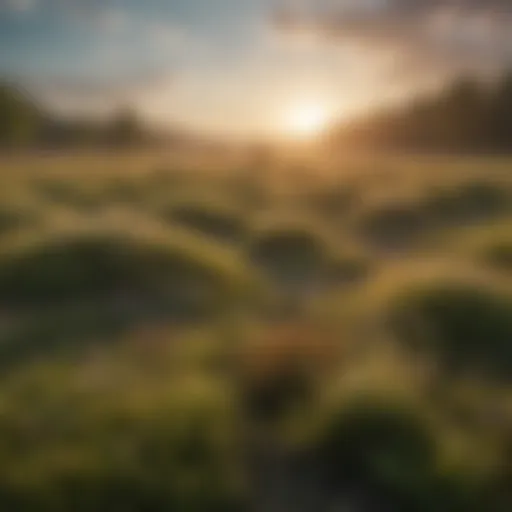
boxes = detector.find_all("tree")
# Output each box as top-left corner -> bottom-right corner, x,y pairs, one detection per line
107,106 -> 143,147
0,83 -> 40,148
489,72 -> 512,151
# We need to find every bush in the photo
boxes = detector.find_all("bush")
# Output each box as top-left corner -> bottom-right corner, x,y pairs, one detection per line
314,396 -> 438,510
423,181 -> 510,226
249,226 -> 328,290
354,201 -> 430,251
0,225 -> 248,317
0,368 -> 244,511
387,277 -> 512,379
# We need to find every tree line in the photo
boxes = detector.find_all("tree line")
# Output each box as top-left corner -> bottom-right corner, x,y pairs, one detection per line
330,72 -> 512,153
0,82 -> 169,150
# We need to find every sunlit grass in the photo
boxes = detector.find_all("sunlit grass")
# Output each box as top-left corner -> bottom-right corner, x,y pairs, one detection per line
0,151 -> 510,510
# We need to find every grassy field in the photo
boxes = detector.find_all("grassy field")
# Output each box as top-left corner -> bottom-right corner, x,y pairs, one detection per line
0,150 -> 511,511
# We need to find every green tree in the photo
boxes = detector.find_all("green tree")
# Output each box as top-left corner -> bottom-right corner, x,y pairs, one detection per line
107,106 -> 143,147
0,84 -> 40,148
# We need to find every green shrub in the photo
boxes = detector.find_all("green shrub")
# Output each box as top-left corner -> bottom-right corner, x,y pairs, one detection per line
387,278 -> 512,379
315,396 -> 438,510
0,225 -> 248,316
249,226 -> 328,289
354,201 -> 430,251
0,368 -> 244,511
423,181 -> 510,226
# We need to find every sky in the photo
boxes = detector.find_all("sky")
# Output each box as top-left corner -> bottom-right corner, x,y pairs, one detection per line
1,0 -> 512,139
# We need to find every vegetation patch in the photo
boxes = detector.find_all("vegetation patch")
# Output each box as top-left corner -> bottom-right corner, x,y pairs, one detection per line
422,180 -> 511,227
162,199 -> 248,244
0,225 -> 248,317
386,276 -> 512,379
312,396 -> 444,510
354,200 -> 430,251
249,225 -> 329,291
450,222 -> 512,273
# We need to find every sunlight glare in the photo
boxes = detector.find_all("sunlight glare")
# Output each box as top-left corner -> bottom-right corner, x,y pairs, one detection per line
284,102 -> 331,138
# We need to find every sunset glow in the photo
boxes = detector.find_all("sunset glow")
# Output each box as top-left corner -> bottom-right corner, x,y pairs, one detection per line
284,102 -> 332,138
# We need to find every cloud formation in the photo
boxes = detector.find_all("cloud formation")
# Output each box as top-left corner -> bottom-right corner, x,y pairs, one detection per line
275,0 -> 512,74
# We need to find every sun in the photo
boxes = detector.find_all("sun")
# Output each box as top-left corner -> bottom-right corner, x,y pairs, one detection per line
284,102 -> 331,138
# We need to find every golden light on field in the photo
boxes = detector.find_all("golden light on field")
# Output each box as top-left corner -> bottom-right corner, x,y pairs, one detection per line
283,101 -> 332,138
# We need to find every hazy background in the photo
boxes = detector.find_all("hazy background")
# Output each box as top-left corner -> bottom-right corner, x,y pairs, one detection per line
0,3 -> 512,512
1,0 -> 511,144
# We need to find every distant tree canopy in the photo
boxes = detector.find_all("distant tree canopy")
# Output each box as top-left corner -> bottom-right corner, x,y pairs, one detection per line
0,84 -> 41,148
107,106 -> 144,147
330,72 -> 512,154
0,83 -> 168,150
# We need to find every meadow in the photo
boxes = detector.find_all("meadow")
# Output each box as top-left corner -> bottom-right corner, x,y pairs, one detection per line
0,149 -> 511,511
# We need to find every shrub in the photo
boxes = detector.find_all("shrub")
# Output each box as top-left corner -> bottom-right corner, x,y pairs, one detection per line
249,226 -> 328,290
354,201 -> 430,251
387,277 -> 512,379
423,181 -> 510,226
314,396 -> 438,510
0,368 -> 244,511
0,225 -> 248,317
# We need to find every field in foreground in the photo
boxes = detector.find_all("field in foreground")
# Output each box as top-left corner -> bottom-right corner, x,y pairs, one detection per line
0,150 -> 511,511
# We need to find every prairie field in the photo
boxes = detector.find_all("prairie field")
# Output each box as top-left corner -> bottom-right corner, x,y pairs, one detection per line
0,150 -> 511,511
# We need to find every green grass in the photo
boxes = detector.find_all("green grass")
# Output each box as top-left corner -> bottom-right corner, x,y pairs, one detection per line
0,151 -> 510,510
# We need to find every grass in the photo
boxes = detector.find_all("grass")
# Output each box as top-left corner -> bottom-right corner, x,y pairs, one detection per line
388,276 -> 512,379
0,150 -> 510,510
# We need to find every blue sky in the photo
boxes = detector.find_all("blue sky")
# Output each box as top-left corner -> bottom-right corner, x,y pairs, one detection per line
1,0 -> 511,138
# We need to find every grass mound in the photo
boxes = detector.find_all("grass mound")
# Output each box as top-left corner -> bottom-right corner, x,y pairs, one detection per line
0,224 -> 248,316
314,396 -> 439,510
249,225 -> 329,289
423,180 -> 510,226
0,367 -> 243,512
354,200 -> 429,251
386,275 -> 512,379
